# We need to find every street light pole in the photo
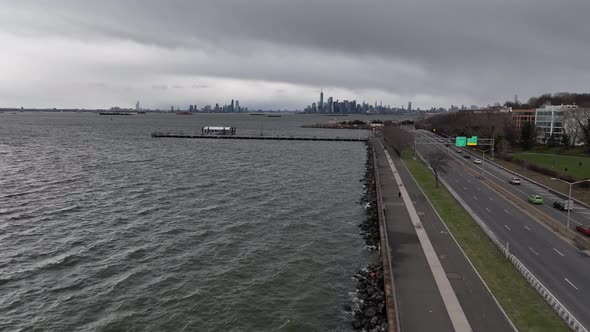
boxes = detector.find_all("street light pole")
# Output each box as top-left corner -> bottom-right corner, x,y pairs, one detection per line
481,151 -> 486,178
567,182 -> 572,230
476,148 -> 490,178
551,178 -> 590,231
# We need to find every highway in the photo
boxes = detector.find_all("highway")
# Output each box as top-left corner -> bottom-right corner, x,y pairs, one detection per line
412,129 -> 590,329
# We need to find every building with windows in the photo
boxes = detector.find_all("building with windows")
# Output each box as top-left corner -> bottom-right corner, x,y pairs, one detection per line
511,109 -> 535,140
534,104 -> 577,143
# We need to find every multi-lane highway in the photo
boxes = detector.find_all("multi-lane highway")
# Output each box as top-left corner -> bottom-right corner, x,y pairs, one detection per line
413,129 -> 590,329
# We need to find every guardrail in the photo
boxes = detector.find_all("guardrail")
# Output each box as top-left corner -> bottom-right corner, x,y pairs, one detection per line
415,149 -> 588,332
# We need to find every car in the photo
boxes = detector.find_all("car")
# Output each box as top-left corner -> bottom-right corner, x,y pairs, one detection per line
553,200 -> 574,211
509,178 -> 521,185
576,225 -> 590,237
456,149 -> 462,153
473,159 -> 482,164
463,154 -> 470,158
528,194 -> 544,204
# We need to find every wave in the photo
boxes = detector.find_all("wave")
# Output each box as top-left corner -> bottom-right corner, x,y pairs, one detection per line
136,206 -> 161,216
45,205 -> 82,216
39,253 -> 85,271
0,186 -> 49,199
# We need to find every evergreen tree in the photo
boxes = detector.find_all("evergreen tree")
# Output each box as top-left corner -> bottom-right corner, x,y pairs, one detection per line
521,122 -> 536,150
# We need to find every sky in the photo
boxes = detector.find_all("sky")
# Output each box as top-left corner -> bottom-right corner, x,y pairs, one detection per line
1,0 -> 590,110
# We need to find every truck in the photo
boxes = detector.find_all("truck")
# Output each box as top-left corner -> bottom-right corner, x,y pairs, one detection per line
553,200 -> 574,211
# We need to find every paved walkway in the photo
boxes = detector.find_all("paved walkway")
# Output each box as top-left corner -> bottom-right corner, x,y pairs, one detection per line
375,138 -> 515,332
375,140 -> 456,332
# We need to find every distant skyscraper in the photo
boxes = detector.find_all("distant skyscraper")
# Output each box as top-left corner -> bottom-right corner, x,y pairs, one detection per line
408,101 -> 412,112
235,100 -> 240,112
136,101 -> 140,112
231,99 -> 234,112
319,90 -> 324,112
170,106 -> 174,112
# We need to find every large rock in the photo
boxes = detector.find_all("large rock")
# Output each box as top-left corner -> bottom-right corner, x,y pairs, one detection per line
364,307 -> 377,317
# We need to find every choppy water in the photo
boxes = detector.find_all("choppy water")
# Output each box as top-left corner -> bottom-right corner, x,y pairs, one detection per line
0,112 -> 402,331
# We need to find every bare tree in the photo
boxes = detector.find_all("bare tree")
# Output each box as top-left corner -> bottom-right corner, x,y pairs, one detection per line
568,108 -> 590,150
383,122 -> 413,155
426,150 -> 449,187
563,108 -> 586,146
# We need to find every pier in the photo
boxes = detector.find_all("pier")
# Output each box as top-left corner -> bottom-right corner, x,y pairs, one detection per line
151,132 -> 368,142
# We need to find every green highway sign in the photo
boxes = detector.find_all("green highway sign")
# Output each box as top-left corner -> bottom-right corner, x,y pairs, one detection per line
467,136 -> 478,146
455,136 -> 466,147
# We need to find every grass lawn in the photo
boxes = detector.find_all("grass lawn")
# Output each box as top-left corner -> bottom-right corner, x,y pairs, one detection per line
513,146 -> 590,157
513,152 -> 590,180
402,152 -> 569,332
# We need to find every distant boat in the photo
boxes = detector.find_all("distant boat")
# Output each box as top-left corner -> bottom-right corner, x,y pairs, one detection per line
176,111 -> 192,115
100,112 -> 132,115
137,111 -> 146,114
201,126 -> 237,135
250,113 -> 265,116
267,115 -> 282,117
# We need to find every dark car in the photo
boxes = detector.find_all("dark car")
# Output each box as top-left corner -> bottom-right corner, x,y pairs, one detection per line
463,154 -> 471,158
576,225 -> 590,237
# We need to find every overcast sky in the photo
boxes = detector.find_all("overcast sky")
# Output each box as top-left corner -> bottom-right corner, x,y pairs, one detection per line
1,0 -> 589,110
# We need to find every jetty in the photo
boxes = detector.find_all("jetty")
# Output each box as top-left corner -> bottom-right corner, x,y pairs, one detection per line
151,131 -> 367,142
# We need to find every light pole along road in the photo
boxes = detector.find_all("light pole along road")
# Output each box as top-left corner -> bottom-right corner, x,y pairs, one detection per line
474,148 -> 491,178
550,178 -> 590,231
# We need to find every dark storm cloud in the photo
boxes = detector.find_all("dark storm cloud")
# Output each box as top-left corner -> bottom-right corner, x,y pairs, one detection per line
1,0 -> 590,108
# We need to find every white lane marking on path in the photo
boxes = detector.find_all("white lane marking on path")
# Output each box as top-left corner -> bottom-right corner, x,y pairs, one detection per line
485,208 -> 491,213
504,209 -> 510,215
565,278 -> 579,290
504,225 -> 512,231
529,247 -> 540,255
463,187 -> 467,191
524,226 -> 532,231
476,187 -> 481,191
473,196 -> 478,201
383,149 -> 472,332
489,196 -> 493,201
553,248 -> 565,256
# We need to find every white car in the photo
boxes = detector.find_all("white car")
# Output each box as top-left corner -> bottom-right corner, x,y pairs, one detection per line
473,159 -> 482,164
509,178 -> 521,185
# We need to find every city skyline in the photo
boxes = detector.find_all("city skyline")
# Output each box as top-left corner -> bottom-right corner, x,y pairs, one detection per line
1,1 -> 590,110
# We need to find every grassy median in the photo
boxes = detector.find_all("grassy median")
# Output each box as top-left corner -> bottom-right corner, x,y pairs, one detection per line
402,153 -> 569,332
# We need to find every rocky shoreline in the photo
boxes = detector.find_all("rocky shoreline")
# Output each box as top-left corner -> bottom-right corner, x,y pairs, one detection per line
359,142 -> 379,250
352,264 -> 388,331
352,141 -> 388,331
